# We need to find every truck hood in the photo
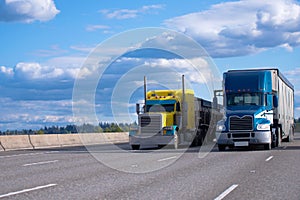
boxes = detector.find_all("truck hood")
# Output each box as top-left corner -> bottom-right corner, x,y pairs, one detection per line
226,106 -> 267,118
224,106 -> 272,132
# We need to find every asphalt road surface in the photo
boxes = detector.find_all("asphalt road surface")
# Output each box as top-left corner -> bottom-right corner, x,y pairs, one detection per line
1,133 -> 300,200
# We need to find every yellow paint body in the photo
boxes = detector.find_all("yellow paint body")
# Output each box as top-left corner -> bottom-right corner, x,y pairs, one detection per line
146,89 -> 195,131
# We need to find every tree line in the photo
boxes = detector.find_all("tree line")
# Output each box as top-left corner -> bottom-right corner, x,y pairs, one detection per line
0,122 -> 137,135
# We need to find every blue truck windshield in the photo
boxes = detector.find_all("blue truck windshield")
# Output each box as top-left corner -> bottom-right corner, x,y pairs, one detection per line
227,93 -> 264,106
146,104 -> 175,112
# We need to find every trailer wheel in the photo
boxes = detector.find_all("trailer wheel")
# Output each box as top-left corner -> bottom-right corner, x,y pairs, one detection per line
283,127 -> 294,142
288,127 -> 294,142
131,145 -> 140,150
218,145 -> 226,151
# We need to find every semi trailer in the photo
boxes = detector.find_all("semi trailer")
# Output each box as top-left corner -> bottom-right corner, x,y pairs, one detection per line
129,75 -> 220,150
216,68 -> 294,151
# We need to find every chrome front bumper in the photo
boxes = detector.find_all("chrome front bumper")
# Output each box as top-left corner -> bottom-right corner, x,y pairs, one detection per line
216,131 -> 271,145
129,135 -> 175,146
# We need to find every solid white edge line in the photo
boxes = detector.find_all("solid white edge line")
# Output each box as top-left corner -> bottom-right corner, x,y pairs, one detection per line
0,151 -> 57,159
23,160 -> 59,167
214,184 -> 238,200
0,183 -> 57,199
157,156 -> 177,162
265,156 -> 274,162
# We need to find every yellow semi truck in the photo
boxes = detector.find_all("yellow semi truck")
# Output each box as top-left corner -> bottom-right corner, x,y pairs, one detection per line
129,76 -> 218,150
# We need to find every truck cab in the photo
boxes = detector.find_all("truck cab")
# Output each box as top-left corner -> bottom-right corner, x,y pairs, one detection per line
130,89 -> 195,150
216,69 -> 294,151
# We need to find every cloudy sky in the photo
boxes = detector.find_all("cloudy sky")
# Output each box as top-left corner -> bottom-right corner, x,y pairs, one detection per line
1,0 -> 300,130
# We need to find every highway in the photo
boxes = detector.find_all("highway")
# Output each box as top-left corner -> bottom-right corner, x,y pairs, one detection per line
1,133 -> 300,200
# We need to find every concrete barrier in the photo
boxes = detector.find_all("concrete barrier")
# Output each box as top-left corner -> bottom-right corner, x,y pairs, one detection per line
30,134 -> 60,149
78,132 -> 129,145
0,141 -> 4,151
79,133 -> 106,145
0,132 -> 129,151
0,135 -> 33,151
103,132 -> 129,143
58,134 -> 82,147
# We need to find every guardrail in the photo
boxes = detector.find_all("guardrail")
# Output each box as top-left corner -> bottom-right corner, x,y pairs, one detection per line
0,132 -> 129,151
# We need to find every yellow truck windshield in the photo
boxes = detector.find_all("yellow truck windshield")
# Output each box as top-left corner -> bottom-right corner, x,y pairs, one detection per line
146,104 -> 175,112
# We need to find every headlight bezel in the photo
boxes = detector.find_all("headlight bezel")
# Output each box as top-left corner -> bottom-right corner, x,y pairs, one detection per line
257,123 -> 270,130
216,119 -> 226,132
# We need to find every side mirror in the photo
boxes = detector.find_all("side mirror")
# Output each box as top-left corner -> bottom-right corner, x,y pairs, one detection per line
213,96 -> 218,109
273,95 -> 278,108
136,103 -> 140,115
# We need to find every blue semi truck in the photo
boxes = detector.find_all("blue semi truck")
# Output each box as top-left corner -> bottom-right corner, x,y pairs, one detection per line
216,69 -> 294,150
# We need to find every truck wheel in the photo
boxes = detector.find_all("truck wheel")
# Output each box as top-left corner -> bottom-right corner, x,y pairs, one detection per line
131,145 -> 140,150
218,145 -> 226,151
276,126 -> 282,147
288,128 -> 294,142
264,143 -> 271,150
271,129 -> 277,148
174,132 -> 179,149
283,128 -> 294,142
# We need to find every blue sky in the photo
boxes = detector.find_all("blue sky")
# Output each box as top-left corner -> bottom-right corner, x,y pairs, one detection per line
0,0 -> 300,130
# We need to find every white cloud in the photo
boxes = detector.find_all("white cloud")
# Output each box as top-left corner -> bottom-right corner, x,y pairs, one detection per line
0,66 -> 14,77
70,45 -> 95,53
0,60 -> 84,82
14,62 -> 76,80
31,45 -> 68,57
0,98 -> 75,130
164,0 -> 300,57
143,58 -> 213,85
86,24 -> 110,32
100,4 -> 164,19
46,56 -> 85,69
0,0 -> 60,23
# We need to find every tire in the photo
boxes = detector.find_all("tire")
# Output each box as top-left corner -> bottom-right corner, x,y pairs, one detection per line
218,145 -> 226,151
271,129 -> 277,148
288,128 -> 294,142
264,143 -> 271,150
283,127 -> 294,142
174,132 -> 179,149
131,145 -> 140,150
277,126 -> 282,147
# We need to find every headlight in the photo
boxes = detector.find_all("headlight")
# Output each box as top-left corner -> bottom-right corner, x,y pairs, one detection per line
216,119 -> 226,132
257,124 -> 270,130
217,125 -> 225,131
163,126 -> 173,131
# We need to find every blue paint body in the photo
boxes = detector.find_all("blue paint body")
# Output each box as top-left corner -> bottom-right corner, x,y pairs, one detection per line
223,70 -> 273,132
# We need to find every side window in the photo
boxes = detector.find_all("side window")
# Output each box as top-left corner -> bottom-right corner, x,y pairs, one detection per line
176,102 -> 181,111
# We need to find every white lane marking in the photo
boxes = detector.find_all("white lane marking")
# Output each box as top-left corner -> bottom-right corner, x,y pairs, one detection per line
265,156 -> 274,162
0,151 -> 57,159
23,160 -> 59,167
0,183 -> 57,199
214,184 -> 238,200
157,156 -> 177,162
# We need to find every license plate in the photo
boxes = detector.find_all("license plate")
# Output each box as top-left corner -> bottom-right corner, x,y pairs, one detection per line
234,141 -> 249,147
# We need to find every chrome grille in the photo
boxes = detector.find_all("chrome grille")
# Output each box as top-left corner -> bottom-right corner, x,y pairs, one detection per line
230,116 -> 253,131
139,114 -> 162,135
